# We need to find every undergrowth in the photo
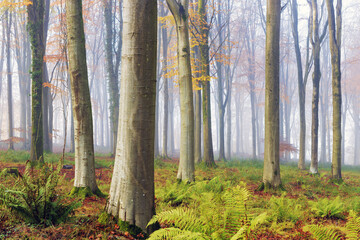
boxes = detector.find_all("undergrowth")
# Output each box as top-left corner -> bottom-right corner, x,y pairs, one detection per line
151,159 -> 360,239
0,161 -> 80,226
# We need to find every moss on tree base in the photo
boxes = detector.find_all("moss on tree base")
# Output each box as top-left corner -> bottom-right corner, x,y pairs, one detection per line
256,182 -> 286,192
70,187 -> 105,198
97,212 -> 111,225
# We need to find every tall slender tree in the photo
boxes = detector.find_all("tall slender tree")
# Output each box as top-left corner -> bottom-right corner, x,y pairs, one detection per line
260,0 -> 282,190
199,0 -> 215,167
166,0 -> 195,181
104,0 -> 121,156
290,0 -> 313,170
66,0 -> 99,194
106,0 -> 157,232
5,10 -> 14,150
326,0 -> 342,180
309,0 -> 328,174
161,3 -> 170,158
27,0 -> 45,162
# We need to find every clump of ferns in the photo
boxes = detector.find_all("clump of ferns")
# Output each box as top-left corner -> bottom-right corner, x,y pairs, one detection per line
303,210 -> 360,240
266,193 -> 304,224
158,176 -> 232,207
148,183 -> 268,240
309,196 -> 345,219
0,161 -> 80,226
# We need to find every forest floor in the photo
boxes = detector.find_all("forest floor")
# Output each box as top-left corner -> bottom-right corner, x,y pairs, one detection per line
0,151 -> 360,239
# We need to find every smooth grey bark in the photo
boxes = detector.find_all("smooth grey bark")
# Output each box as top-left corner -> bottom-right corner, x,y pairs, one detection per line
309,0 -> 328,174
66,0 -> 99,193
194,88 -> 202,163
326,0 -> 342,179
320,39 -> 330,163
351,98 -> 359,165
5,11 -> 14,150
290,0 -> 312,170
215,4 -> 226,161
104,0 -> 121,156
161,4 -> 170,158
166,0 -> 195,181
0,25 -> 4,136
106,0 -> 157,232
245,22 -> 257,159
261,0 -> 282,190
154,17 -> 162,158
199,0 -> 215,167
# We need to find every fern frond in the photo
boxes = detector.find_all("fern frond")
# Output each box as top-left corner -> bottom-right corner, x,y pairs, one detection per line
222,185 -> 250,236
305,225 -> 341,240
309,197 -> 345,219
345,210 -> 360,240
230,225 -> 248,240
148,208 -> 208,233
148,227 -> 210,240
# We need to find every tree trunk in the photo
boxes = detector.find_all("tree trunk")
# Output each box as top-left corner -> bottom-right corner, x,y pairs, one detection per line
66,0 -> 99,193
353,99 -> 359,165
167,0 -> 195,181
106,0 -> 157,232
161,10 -> 169,157
291,0 -> 311,170
6,11 -> 14,151
326,0 -> 342,180
194,89 -> 202,163
28,0 -> 45,162
43,0 -> 51,153
310,0 -> 328,174
104,0 -> 120,157
199,0 -> 215,167
0,24 -> 5,141
261,0 -> 281,190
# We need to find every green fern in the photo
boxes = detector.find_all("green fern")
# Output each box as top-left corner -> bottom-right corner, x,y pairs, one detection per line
148,227 -> 210,240
221,184 -> 250,237
148,208 -> 209,233
1,161 -> 80,226
304,225 -> 341,240
268,194 -> 303,223
149,184 -> 261,240
309,196 -> 345,219
345,210 -> 360,239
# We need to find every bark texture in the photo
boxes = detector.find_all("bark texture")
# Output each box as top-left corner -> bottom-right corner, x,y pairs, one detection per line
199,0 -> 215,167
262,0 -> 282,189
326,0 -> 342,180
166,0 -> 195,181
27,0 -> 45,162
104,0 -> 120,156
106,0 -> 157,232
5,11 -> 14,150
290,0 -> 312,170
309,0 -> 327,174
66,0 -> 99,193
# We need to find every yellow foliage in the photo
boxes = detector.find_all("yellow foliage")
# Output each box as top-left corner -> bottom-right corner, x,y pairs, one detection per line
0,0 -> 32,9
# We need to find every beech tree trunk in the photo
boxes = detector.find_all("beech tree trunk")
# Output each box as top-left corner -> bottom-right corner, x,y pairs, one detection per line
290,0 -> 312,170
166,0 -> 195,181
106,0 -> 157,232
104,0 -> 120,157
27,0 -> 45,162
161,6 -> 169,157
66,0 -> 99,193
326,0 -> 342,180
262,0 -> 282,190
309,0 -> 327,174
6,11 -> 14,151
199,0 -> 215,167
